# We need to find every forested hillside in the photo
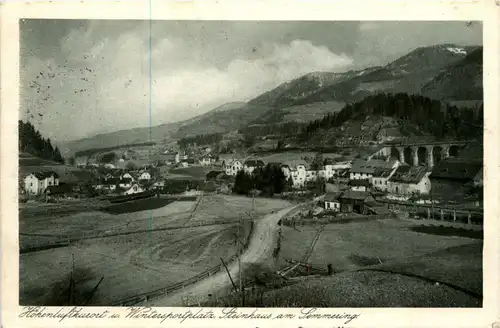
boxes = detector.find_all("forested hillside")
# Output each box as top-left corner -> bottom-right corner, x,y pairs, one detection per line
298,93 -> 483,142
19,120 -> 64,163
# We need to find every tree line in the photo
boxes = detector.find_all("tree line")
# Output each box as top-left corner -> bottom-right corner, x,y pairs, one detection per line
19,120 -> 64,163
298,93 -> 483,141
233,164 -> 291,197
177,133 -> 223,149
74,141 -> 156,158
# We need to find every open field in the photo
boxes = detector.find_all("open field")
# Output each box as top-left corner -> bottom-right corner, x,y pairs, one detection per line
256,242 -> 482,307
280,101 -> 346,123
168,166 -> 210,180
20,194 -> 287,305
189,195 -> 292,223
277,218 -> 481,274
20,220 -> 251,306
20,199 -> 196,242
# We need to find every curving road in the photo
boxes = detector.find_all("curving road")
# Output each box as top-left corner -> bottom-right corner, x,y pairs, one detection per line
142,202 -> 308,306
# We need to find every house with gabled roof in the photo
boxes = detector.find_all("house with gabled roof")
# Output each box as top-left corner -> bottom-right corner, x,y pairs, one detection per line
324,191 -> 342,211
223,158 -> 243,176
199,153 -> 216,167
387,165 -> 431,196
429,158 -> 483,197
281,160 -> 309,188
338,190 -> 376,214
350,159 -> 399,181
24,171 -> 60,195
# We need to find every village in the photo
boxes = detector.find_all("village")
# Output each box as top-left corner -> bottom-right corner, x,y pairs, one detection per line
21,139 -> 483,225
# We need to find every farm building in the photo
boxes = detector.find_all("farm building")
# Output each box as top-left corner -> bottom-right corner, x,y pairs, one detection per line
338,190 -> 376,214
121,173 -> 134,181
324,191 -> 342,211
349,159 -> 399,180
371,168 -> 396,192
122,183 -> 144,195
118,178 -> 133,189
223,159 -> 243,176
387,165 -> 431,196
429,158 -> 483,197
319,159 -> 352,180
24,171 -> 60,195
137,171 -> 151,181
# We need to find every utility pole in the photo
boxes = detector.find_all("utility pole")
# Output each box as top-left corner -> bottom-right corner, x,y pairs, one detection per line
238,215 -> 244,307
220,257 -> 237,292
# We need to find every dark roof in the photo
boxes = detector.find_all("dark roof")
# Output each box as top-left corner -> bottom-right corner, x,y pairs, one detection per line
120,178 -> 132,183
186,158 -> 196,164
324,191 -> 342,202
348,179 -> 370,187
339,190 -> 373,201
372,168 -> 394,178
430,159 -> 482,181
351,159 -> 397,175
389,165 -> 429,184
31,171 -> 59,180
244,159 -> 265,167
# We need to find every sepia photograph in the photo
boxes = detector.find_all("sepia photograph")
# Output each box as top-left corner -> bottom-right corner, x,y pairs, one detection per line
18,19 -> 484,309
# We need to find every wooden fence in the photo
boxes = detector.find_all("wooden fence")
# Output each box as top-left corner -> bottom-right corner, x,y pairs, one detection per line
283,213 -> 394,227
109,219 -> 254,306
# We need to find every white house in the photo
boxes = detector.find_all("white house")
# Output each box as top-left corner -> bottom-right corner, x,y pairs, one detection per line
138,171 -> 151,181
104,163 -> 116,169
175,152 -> 188,164
281,160 -> 309,188
349,159 -> 399,181
386,165 -> 431,196
199,154 -> 216,167
119,178 -> 133,189
223,159 -> 243,176
319,160 -> 352,180
371,167 -> 397,192
324,192 -> 342,211
123,183 -> 144,195
24,171 -> 60,195
121,173 -> 135,181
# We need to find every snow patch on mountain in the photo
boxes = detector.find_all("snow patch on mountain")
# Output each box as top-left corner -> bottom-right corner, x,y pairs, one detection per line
447,47 -> 467,55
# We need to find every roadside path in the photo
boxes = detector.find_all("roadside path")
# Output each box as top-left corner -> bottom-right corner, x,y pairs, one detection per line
142,202 -> 308,306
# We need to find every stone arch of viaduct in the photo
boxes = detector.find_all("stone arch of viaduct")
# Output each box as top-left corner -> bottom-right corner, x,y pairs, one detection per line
384,142 -> 466,167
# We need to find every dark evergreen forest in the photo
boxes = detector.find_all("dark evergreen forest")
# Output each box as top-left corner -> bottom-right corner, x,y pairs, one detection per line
19,120 -> 64,163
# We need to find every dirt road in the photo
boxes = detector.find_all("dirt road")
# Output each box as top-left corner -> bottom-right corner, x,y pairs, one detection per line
142,202 -> 306,306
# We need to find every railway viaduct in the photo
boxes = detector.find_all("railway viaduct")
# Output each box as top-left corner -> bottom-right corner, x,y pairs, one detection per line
370,140 -> 479,167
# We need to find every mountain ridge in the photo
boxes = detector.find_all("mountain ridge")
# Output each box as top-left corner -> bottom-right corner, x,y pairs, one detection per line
61,43 -> 483,156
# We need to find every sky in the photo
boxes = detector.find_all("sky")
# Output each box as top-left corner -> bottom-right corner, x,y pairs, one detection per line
20,20 -> 482,141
